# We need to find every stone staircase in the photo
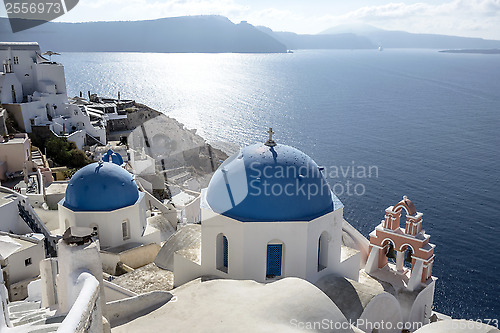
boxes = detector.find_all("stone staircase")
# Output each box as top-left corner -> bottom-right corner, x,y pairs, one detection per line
17,202 -> 59,257
7,300 -> 64,332
163,166 -> 195,187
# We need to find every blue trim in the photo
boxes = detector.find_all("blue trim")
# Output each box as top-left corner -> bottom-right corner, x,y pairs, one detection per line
266,244 -> 282,277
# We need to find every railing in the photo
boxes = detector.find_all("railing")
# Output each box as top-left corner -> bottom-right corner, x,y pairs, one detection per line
18,201 -> 59,257
57,272 -> 101,333
85,132 -> 105,146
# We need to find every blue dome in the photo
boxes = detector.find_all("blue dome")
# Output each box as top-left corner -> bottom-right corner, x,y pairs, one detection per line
102,149 -> 124,165
206,143 -> 336,222
64,162 -> 139,211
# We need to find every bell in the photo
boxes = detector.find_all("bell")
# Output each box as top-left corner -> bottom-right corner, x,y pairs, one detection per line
386,244 -> 396,259
404,249 -> 413,263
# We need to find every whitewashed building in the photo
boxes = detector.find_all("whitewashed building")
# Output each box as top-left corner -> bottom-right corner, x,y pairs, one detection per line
0,42 -> 106,149
58,161 -> 161,249
0,232 -> 45,301
168,130 -> 442,332
0,133 -> 30,180
174,133 -> 360,286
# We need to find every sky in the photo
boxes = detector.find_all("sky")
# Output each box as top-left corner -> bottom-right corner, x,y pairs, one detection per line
1,0 -> 500,40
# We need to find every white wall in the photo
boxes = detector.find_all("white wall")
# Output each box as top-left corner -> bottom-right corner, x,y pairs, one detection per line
58,193 -> 161,249
174,200 -> 359,286
103,280 -> 137,303
184,195 -> 201,224
0,135 -> 30,174
5,240 -> 44,284
305,208 -> 344,283
57,238 -> 105,315
0,45 -> 39,96
106,291 -> 171,327
408,280 -> 436,325
0,73 -> 23,104
358,293 -> 403,333
0,189 -> 32,235
101,243 -> 160,275
34,63 -> 67,97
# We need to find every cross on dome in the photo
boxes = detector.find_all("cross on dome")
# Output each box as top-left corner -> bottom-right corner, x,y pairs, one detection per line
265,127 -> 277,147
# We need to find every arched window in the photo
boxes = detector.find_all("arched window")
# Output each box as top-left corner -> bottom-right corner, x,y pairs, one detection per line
318,232 -> 329,271
403,246 -> 413,269
266,241 -> 284,279
383,239 -> 397,264
11,85 -> 16,103
122,219 -> 130,240
216,233 -> 228,273
90,224 -> 99,236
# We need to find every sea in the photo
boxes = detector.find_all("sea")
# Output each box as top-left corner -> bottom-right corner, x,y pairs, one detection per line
59,49 -> 500,320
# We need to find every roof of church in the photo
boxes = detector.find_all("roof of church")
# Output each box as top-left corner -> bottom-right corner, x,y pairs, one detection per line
63,162 -> 139,212
206,142 -> 341,222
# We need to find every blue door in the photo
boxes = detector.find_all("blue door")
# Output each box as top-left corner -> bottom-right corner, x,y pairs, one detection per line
266,244 -> 282,277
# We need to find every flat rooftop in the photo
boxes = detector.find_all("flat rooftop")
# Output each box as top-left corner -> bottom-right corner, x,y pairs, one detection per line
33,207 -> 60,232
45,182 -> 68,195
0,232 -> 40,254
0,188 -> 18,207
0,138 -> 26,145
0,42 -> 40,51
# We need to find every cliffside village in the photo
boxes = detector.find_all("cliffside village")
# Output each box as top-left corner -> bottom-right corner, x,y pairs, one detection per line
0,42 -> 496,333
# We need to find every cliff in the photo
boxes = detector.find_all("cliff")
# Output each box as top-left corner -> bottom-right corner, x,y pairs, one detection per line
0,16 -> 287,53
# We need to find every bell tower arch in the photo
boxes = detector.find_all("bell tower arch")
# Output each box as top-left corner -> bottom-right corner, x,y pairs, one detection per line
365,196 -> 435,291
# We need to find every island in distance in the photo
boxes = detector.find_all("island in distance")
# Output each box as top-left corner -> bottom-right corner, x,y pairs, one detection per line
438,49 -> 500,54
0,16 -> 288,53
2,16 -> 500,53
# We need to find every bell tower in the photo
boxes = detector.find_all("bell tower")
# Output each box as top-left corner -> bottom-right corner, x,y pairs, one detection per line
365,196 -> 435,291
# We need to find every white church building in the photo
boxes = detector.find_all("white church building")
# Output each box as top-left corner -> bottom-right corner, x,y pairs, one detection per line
168,130 -> 439,331
0,42 -> 106,148
58,160 -> 161,249
174,131 -> 361,286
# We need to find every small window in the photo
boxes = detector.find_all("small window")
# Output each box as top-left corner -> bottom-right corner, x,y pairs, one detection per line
91,224 -> 99,236
216,233 -> 228,273
223,236 -> 228,269
122,220 -> 130,240
25,258 -> 32,266
13,56 -> 19,65
318,232 -> 329,271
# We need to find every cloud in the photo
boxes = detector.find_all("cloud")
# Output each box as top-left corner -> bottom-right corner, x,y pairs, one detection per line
315,0 -> 500,39
2,0 -> 499,39
339,0 -> 500,20
57,0 -> 250,23
247,8 -> 303,22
